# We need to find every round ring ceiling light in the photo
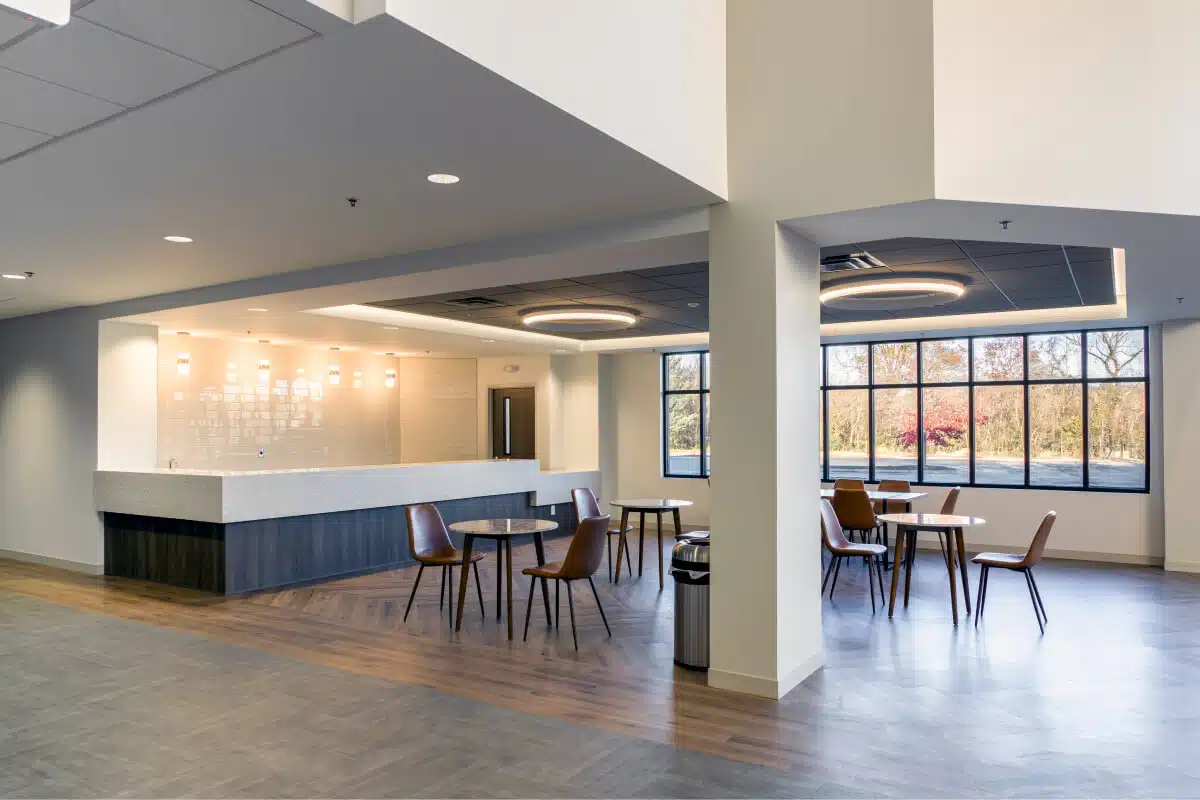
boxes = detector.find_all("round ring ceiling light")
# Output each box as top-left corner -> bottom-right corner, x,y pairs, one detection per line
521,306 -> 638,333
820,277 -> 966,311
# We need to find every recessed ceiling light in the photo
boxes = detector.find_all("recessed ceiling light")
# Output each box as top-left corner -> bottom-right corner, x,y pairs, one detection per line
1,273 -> 28,280
819,278 -> 965,304
482,339 -> 496,343
329,346 -> 340,351
554,349 -> 568,354
163,235 -> 193,243
687,302 -> 700,308
176,331 -> 191,337
427,173 -> 460,185
258,339 -> 271,345
384,326 -> 399,331
247,307 -> 268,312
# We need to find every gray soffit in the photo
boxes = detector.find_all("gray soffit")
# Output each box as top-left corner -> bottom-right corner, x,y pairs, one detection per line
819,238 -> 1115,323
368,262 -> 709,341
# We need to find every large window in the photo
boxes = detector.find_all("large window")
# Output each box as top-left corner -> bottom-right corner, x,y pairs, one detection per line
819,328 -> 1149,492
663,352 -> 710,478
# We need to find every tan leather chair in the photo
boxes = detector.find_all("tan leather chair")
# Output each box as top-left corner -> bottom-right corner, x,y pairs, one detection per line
571,487 -> 633,582
821,499 -> 888,611
874,479 -> 912,514
403,504 -> 485,626
831,488 -> 883,548
833,478 -> 866,491
941,487 -> 961,515
973,511 -> 1056,633
522,515 -> 612,649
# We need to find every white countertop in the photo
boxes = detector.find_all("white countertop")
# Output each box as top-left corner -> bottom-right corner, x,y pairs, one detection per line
95,460 -> 600,524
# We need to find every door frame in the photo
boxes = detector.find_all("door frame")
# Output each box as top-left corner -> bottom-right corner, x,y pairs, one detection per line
487,385 -> 537,459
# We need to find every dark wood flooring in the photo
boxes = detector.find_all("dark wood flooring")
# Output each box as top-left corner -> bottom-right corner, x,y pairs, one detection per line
2,543 -> 1199,795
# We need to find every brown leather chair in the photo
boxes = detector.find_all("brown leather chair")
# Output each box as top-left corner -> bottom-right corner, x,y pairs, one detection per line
973,511 -> 1056,633
571,487 -> 633,582
522,515 -> 612,649
821,499 -> 887,611
932,487 -> 962,565
403,503 -> 485,626
831,488 -> 883,548
833,478 -> 866,491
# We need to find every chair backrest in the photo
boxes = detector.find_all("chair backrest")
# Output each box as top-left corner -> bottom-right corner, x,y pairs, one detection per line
820,499 -> 852,551
833,478 -> 865,491
877,479 -> 911,513
405,503 -> 455,559
559,515 -> 611,579
832,488 -> 877,530
940,487 -> 961,515
571,487 -> 601,522
1023,511 -> 1057,566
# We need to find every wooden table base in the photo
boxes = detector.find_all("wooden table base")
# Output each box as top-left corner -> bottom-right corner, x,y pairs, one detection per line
888,526 -> 972,624
613,508 -> 682,590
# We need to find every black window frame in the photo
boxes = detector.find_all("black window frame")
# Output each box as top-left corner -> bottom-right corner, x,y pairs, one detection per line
819,326 -> 1150,493
662,351 -> 710,479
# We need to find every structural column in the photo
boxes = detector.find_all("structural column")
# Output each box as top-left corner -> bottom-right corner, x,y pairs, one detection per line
708,206 -> 823,698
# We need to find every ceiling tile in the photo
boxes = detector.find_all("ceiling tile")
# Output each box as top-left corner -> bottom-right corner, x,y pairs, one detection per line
957,240 -> 1061,259
973,249 -> 1065,272
988,264 -> 1078,300
851,237 -> 953,253
539,284 -> 610,300
1070,260 -> 1117,304
0,66 -> 123,135
0,7 -> 37,43
583,276 -> 663,293
628,287 -> 701,302
631,262 -> 707,279
79,0 -> 311,71
1063,245 -> 1111,264
0,120 -> 49,159
873,242 -> 965,266
1019,295 -> 1083,310
0,19 -> 213,107
655,271 -> 708,289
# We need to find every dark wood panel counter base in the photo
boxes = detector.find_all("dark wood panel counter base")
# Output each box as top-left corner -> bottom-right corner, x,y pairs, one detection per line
104,492 -> 576,595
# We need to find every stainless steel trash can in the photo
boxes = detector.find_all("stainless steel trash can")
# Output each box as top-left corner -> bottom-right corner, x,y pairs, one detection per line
671,540 -> 710,670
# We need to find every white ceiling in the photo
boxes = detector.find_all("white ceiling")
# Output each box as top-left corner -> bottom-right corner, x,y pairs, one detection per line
0,4 -> 717,319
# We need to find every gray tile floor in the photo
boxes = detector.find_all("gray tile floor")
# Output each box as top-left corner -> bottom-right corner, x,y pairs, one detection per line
4,554 -> 1200,798
0,592 -> 831,798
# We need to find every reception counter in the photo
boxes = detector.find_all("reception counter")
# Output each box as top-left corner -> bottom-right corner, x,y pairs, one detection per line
95,460 -> 600,594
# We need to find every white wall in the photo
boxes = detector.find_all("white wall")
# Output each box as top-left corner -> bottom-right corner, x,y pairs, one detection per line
1162,320 -> 1200,572
159,334 -> 476,470
934,0 -> 1200,216
557,353 -> 601,472
383,0 -> 727,197
0,310 -> 104,570
476,355 -> 552,467
97,322 -> 158,471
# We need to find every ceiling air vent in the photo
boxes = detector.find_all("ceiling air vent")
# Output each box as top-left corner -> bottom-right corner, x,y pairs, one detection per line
448,296 -> 502,307
820,252 -> 887,272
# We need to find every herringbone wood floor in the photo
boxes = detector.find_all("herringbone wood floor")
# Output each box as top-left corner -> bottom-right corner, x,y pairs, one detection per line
3,541 -> 1199,795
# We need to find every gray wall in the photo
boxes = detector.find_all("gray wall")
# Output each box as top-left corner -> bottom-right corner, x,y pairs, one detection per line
0,309 -> 103,568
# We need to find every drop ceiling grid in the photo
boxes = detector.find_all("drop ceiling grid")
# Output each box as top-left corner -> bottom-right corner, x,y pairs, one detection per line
0,0 -> 318,163
369,262 -> 710,341
821,237 -> 1115,323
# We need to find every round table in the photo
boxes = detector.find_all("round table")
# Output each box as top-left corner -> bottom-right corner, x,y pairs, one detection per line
449,518 -> 559,640
877,513 -> 986,625
609,499 -> 693,589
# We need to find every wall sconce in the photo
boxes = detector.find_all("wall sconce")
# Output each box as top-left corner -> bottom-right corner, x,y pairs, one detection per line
384,368 -> 397,389
352,370 -> 362,389
176,353 -> 190,377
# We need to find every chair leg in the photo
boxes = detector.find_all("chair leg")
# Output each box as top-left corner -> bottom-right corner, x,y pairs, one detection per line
975,565 -> 988,627
446,564 -> 455,627
566,580 -> 579,650
523,575 -> 536,641
607,536 -> 613,583
1024,570 -> 1046,633
821,553 -> 836,592
588,577 -> 611,636
881,525 -> 891,569
403,564 -> 425,622
555,580 -> 560,629
439,565 -> 446,610
1029,569 -> 1048,623
829,556 -> 843,597
473,561 -> 485,621
868,554 -> 878,612
876,557 -> 886,604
